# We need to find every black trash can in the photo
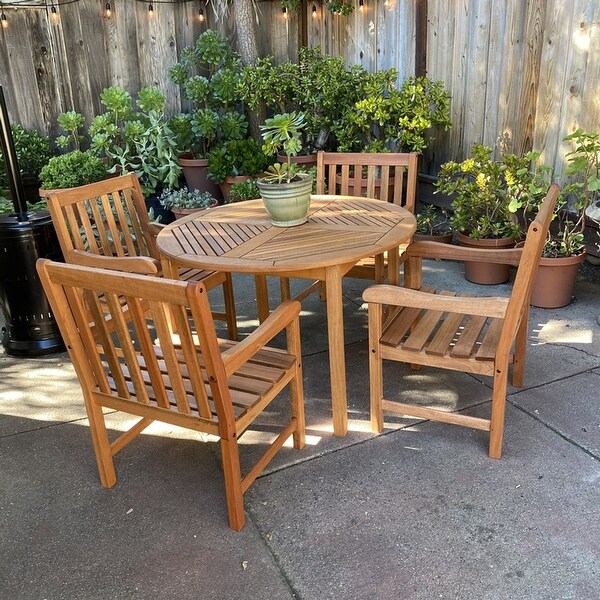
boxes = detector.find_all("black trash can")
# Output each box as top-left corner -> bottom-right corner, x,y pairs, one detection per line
0,211 -> 65,356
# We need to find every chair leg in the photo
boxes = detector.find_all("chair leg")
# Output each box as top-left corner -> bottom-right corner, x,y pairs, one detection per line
222,273 -> 238,341
280,277 -> 291,302
287,317 -> 306,450
512,309 -> 529,387
368,303 -> 384,433
86,397 -> 117,488
219,436 -> 246,531
488,363 -> 509,459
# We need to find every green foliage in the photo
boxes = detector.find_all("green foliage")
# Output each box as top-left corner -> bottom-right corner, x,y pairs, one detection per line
207,138 -> 271,183
326,0 -> 354,15
0,125 -> 52,188
436,145 -> 521,240
227,179 -> 260,203
415,204 -> 451,236
39,150 -> 108,190
169,30 -> 246,158
56,111 -> 86,151
158,187 -> 215,210
260,112 -> 305,183
334,74 -> 452,153
239,47 -> 367,154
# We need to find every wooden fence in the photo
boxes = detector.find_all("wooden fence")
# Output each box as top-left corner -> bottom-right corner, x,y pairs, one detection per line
1,0 -> 599,180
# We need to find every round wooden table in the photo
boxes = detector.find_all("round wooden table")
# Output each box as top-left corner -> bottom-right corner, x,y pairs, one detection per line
156,195 -> 416,436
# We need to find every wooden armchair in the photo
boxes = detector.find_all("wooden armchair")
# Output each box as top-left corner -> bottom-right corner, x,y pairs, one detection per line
36,259 -> 305,531
45,173 -> 238,339
363,184 -> 559,458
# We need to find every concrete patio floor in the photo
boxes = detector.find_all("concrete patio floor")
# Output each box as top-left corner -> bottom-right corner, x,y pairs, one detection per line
1,260 -> 599,600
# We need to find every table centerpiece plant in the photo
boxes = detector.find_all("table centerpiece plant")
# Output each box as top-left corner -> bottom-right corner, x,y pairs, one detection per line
257,112 -> 313,227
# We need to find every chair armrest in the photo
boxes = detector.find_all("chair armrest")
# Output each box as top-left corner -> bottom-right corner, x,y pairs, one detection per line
147,222 -> 165,239
363,284 -> 509,319
407,241 -> 524,266
68,250 -> 161,275
221,300 -> 302,376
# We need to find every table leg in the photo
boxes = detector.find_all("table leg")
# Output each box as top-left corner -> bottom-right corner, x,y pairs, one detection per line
325,265 -> 348,436
254,274 -> 270,324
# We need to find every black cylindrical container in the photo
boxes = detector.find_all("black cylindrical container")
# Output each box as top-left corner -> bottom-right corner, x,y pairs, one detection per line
0,211 -> 65,356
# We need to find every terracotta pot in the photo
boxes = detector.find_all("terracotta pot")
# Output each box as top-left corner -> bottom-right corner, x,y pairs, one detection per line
530,252 -> 586,308
219,175 -> 251,203
171,199 -> 219,221
413,232 -> 453,244
178,154 -> 223,200
456,233 -> 516,284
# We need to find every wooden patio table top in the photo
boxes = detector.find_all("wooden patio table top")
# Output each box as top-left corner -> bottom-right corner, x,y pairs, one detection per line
156,195 -> 416,436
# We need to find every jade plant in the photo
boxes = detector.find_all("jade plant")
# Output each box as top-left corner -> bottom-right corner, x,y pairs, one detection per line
169,30 -> 248,158
207,138 -> 271,183
333,74 -> 452,153
227,179 -> 260,203
39,150 -> 108,190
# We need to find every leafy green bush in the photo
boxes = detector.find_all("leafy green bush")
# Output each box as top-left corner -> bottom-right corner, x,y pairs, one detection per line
0,125 -> 52,187
227,180 -> 260,203
207,138 -> 271,183
39,150 -> 108,190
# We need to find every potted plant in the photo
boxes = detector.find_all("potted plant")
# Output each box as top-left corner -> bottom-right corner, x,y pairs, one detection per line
257,112 -> 313,227
518,129 -> 598,307
0,124 -> 52,204
436,144 -> 522,284
227,179 -> 260,203
207,138 -> 272,201
158,186 -> 218,220
414,203 -> 453,243
239,47 -> 367,162
38,150 -> 109,195
169,30 -> 248,198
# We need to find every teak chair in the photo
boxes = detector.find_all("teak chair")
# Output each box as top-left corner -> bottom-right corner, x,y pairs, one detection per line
36,258 -> 305,531
363,184 -> 559,459
316,151 -> 418,283
45,173 -> 238,339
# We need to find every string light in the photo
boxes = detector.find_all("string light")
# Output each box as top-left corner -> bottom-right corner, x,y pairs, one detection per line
282,6 -> 287,18
148,2 -> 153,15
358,0 -> 364,11
198,6 -> 204,21
104,2 -> 111,17
1,11 -> 7,29
312,3 -> 316,18
50,3 -> 59,20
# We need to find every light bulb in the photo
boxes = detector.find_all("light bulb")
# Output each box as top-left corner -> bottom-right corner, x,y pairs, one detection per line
148,2 -> 154,15
359,0 -> 364,11
198,7 -> 204,21
312,4 -> 317,18
1,12 -> 7,29
282,6 -> 287,18
105,2 -> 112,17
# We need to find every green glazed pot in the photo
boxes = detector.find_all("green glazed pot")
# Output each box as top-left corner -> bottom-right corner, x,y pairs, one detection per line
257,173 -> 313,227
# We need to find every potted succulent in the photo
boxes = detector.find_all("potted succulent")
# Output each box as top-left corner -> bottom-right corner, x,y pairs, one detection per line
39,150 -> 109,195
158,187 -> 218,220
512,129 -> 598,308
257,112 -> 313,227
436,144 -> 522,284
169,30 -> 248,198
207,138 -> 272,201
227,179 -> 260,204
0,124 -> 52,204
414,203 -> 453,243
239,47 -> 367,161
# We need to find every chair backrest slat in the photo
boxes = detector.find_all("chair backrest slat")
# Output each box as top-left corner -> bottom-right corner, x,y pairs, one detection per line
499,184 -> 559,354
316,151 -> 418,213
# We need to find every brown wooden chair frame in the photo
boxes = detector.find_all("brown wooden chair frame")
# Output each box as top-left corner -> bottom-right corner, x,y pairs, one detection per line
363,184 -> 559,458
37,258 -> 305,530
45,173 -> 238,339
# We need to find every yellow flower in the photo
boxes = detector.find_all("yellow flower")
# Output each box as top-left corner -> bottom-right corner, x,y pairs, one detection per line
476,172 -> 487,190
460,158 -> 475,172
505,171 -> 516,186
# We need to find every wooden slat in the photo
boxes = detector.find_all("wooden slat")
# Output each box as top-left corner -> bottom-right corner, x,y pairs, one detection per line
450,315 -> 488,359
476,317 -> 505,361
402,291 -> 456,352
